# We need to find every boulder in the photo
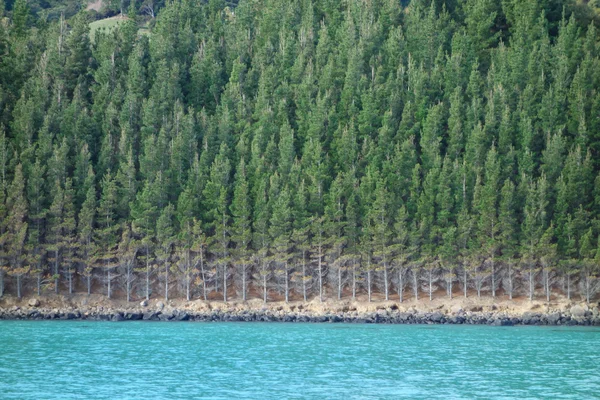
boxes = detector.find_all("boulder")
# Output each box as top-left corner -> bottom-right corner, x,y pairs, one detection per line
430,311 -> 444,323
156,301 -> 165,311
28,298 -> 40,307
570,305 -> 586,318
546,312 -> 561,325
140,300 -> 148,307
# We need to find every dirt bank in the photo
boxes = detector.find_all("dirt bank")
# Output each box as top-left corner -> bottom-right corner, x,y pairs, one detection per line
1,294 -> 599,325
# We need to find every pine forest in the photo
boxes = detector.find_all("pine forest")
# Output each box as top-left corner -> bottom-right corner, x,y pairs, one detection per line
1,0 -> 600,304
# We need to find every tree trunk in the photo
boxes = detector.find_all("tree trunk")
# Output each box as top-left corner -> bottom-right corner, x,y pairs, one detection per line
428,270 -> 433,301
200,253 -> 207,301
318,243 -> 323,303
127,268 -> 131,303
384,263 -> 389,301
285,265 -> 289,303
507,264 -> 513,300
242,264 -> 247,301
463,269 -> 467,298
263,269 -> 267,303
585,274 -> 590,304
567,274 -> 571,300
37,273 -> 42,296
107,268 -> 111,299
337,267 -> 342,300
398,269 -> 404,303
0,270 -> 4,297
302,251 -> 307,302
223,263 -> 227,302
55,250 -> 59,294
165,261 -> 169,301
69,270 -> 73,295
87,274 -> 91,296
413,270 -> 418,301
544,269 -> 550,302
529,269 -> 534,301
186,266 -> 191,301
352,260 -> 356,300
17,275 -> 21,299
145,251 -> 150,300
367,268 -> 371,303
491,258 -> 495,298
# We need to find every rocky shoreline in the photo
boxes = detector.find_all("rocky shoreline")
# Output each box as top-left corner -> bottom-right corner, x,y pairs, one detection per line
1,300 -> 599,326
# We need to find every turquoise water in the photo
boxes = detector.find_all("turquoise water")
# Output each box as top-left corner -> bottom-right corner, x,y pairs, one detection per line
1,322 -> 599,399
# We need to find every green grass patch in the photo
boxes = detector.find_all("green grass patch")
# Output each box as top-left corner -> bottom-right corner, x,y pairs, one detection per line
89,16 -> 128,43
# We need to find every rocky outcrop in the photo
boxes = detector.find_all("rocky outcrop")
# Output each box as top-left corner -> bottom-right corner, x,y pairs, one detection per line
1,304 -> 599,326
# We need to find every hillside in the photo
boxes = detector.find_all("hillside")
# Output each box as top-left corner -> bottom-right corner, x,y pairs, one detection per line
0,0 -> 600,305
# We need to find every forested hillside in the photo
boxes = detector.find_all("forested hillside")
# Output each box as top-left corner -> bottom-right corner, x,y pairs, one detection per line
1,0 -> 600,304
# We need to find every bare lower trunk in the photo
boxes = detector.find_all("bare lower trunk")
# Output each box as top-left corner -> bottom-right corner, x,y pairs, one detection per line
285,266 -> 289,303
337,268 -> 342,300
242,264 -> 247,301
413,270 -> 418,301
491,258 -> 495,298
529,269 -> 534,301
87,274 -> 91,296
69,271 -> 73,294
200,254 -> 207,301
107,269 -> 111,299
566,274 -> 571,300
37,273 -> 42,296
146,255 -> 150,300
463,270 -> 467,298
223,263 -> 227,302
186,268 -> 191,301
352,261 -> 356,300
384,264 -> 389,301
302,254 -> 307,302
127,272 -> 131,302
165,262 -> 169,301
318,243 -> 323,303
585,274 -> 590,304
398,270 -> 404,303
428,270 -> 433,301
263,270 -> 267,303
55,251 -> 59,294
544,269 -> 550,302
367,269 -> 372,302
0,271 -> 4,297
507,264 -> 513,300
17,275 -> 22,299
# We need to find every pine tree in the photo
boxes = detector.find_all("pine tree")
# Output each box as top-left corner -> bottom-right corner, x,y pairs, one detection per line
77,169 -> 96,296
95,172 -> 119,299
1,165 -> 28,298
230,158 -> 252,301
156,204 -> 176,301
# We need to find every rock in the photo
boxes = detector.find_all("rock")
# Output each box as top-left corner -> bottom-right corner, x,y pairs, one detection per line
143,311 -> 157,320
547,312 -> 561,325
112,313 -> 125,322
140,300 -> 148,307
28,298 -> 40,307
158,311 -> 173,321
430,311 -> 444,323
570,305 -> 586,318
156,301 -> 165,311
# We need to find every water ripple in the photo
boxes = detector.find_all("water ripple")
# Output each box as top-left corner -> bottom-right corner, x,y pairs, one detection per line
0,322 -> 599,399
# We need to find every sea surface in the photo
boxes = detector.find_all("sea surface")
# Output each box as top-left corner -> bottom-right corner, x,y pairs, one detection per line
0,321 -> 599,399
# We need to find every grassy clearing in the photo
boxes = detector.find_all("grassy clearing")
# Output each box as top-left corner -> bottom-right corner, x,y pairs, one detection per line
89,16 -> 128,43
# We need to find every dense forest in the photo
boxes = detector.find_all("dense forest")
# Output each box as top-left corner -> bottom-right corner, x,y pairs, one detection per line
1,0 -> 600,304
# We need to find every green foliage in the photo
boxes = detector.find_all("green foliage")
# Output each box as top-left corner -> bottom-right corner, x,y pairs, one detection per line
1,0 -> 600,301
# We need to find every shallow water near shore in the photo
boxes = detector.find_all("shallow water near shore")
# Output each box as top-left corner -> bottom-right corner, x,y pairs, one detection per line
1,321 -> 599,399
